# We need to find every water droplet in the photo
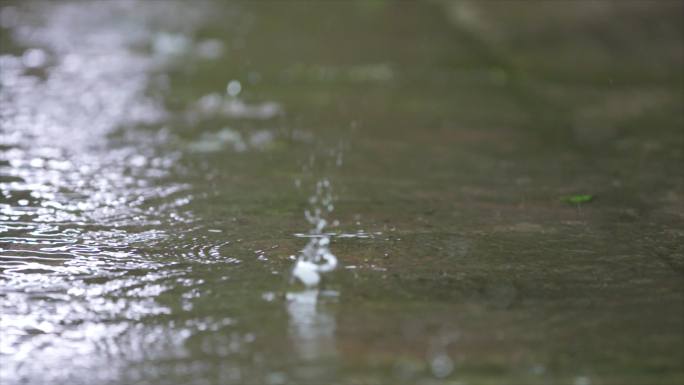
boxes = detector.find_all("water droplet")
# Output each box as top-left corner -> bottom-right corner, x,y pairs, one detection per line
227,80 -> 242,97
262,292 -> 276,302
196,39 -> 224,59
430,353 -> 454,378
22,48 -> 48,68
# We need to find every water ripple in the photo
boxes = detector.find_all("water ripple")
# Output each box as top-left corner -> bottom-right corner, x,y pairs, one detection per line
0,2 -> 224,383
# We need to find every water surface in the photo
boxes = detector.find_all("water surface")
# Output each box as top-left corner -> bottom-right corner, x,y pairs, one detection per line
1,1 -> 683,384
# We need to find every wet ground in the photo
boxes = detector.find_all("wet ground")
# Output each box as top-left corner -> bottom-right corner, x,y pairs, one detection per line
1,1 -> 683,384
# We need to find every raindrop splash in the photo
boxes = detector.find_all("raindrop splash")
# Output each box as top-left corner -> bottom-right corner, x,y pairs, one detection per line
291,179 -> 338,287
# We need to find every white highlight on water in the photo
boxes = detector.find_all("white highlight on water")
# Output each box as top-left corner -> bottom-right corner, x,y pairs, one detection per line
285,289 -> 337,361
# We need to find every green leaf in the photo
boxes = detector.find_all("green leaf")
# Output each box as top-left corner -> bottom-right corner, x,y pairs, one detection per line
561,194 -> 594,204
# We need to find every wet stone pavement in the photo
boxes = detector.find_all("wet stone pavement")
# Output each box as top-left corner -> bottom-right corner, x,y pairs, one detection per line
0,1 -> 683,385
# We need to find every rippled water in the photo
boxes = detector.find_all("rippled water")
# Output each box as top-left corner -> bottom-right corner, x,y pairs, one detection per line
1,1 -> 683,385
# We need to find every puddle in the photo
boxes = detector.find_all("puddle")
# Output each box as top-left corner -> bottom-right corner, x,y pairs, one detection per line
1,1 -> 683,385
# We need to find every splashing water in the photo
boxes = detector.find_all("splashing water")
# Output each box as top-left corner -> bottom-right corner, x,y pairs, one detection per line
291,179 -> 338,287
291,237 -> 337,287
287,179 -> 339,363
